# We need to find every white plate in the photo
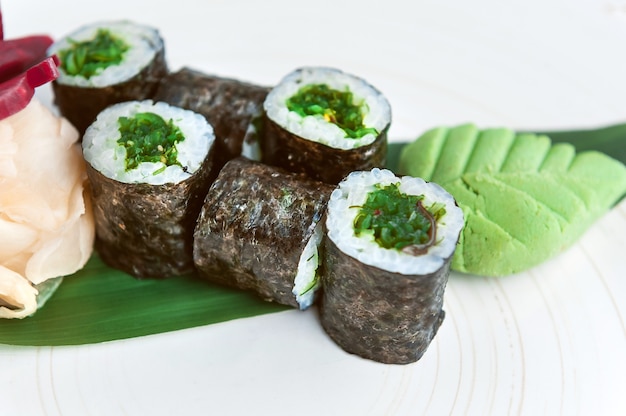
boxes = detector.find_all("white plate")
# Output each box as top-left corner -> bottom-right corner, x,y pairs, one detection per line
2,1 -> 626,414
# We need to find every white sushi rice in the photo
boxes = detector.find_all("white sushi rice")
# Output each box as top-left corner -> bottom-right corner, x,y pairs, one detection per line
82,100 -> 214,185
326,168 -> 465,275
240,111 -> 263,161
264,67 -> 391,150
292,222 -> 323,310
48,20 -> 162,88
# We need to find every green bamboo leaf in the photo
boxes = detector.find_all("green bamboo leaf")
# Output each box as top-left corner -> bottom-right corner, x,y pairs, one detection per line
0,255 -> 287,346
535,123 -> 626,166
1,121 -> 624,346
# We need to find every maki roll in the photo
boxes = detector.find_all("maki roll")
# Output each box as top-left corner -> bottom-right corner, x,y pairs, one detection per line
153,67 -> 270,171
193,157 -> 333,309
82,100 -> 216,278
48,21 -> 168,135
262,67 -> 391,184
320,168 -> 464,364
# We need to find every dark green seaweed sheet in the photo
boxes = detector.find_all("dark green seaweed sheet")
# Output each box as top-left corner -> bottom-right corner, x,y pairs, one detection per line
193,157 -> 333,308
0,122 -> 624,346
320,236 -> 451,364
153,68 -> 270,172
262,116 -> 388,184
87,143 -> 215,279
53,46 -> 168,136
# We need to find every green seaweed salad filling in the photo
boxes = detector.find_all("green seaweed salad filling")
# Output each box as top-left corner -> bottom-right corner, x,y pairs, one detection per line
286,84 -> 378,139
353,183 -> 446,254
59,29 -> 129,78
117,112 -> 185,174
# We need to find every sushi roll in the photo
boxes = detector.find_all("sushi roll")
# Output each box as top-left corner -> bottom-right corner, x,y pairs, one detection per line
48,20 -> 168,135
320,168 -> 464,364
82,100 -> 216,278
153,67 -> 270,171
193,157 -> 334,309
262,67 -> 391,184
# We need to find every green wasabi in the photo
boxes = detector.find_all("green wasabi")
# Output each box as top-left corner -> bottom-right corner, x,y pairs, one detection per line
117,112 -> 185,173
286,84 -> 378,139
58,29 -> 129,79
353,183 -> 445,254
399,123 -> 626,276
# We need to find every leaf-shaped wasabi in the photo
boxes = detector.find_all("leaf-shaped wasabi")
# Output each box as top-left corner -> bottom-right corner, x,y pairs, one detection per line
398,123 -> 626,276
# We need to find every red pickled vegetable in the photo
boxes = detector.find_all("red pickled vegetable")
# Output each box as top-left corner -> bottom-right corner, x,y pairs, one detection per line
0,56 -> 59,119
0,8 -> 59,120
0,35 -> 56,82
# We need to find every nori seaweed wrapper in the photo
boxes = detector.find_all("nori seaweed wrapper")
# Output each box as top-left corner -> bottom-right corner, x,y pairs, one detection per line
153,68 -> 270,171
261,117 -> 388,184
52,47 -> 168,136
193,157 -> 333,308
319,236 -> 451,364
86,147 -> 215,279
318,169 -> 463,364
